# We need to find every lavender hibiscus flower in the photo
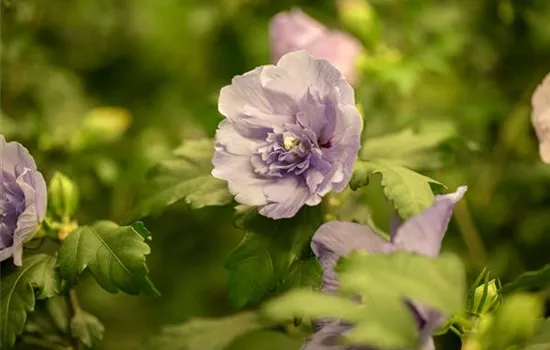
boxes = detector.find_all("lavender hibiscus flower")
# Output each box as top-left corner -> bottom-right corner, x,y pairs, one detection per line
270,9 -> 364,86
531,72 -> 550,164
303,186 -> 468,350
212,50 -> 362,219
1,135 -> 47,266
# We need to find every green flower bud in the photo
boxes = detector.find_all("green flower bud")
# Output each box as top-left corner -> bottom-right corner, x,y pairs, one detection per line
71,107 -> 131,150
477,293 -> 544,349
48,172 -> 79,220
473,279 -> 501,314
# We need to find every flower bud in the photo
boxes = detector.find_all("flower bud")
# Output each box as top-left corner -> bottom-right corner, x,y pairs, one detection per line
71,107 -> 131,150
473,279 -> 500,314
49,172 -> 79,219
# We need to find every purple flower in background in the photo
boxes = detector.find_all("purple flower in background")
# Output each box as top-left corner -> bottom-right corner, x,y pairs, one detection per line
531,72 -> 550,164
303,186 -> 467,350
212,50 -> 362,219
270,9 -> 364,86
1,135 -> 47,266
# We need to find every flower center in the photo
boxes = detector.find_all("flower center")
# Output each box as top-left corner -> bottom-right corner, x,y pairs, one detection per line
283,136 -> 300,151
251,125 -> 322,178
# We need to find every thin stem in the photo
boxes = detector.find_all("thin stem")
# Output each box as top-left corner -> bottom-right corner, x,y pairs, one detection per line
453,199 -> 487,265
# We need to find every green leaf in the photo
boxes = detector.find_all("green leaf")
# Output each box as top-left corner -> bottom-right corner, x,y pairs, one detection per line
262,289 -> 365,323
262,289 -> 418,349
225,206 -> 323,308
360,125 -> 455,170
145,311 -> 268,350
501,263 -> 550,294
70,309 -> 105,348
29,255 -> 61,300
58,221 -> 159,296
281,257 -> 322,291
336,251 -> 466,316
46,296 -> 71,334
350,160 -> 443,219
1,254 -> 61,349
265,251 -> 466,349
133,139 -> 232,219
475,293 -> 544,349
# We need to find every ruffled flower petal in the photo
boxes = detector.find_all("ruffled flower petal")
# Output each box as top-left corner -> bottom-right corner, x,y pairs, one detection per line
391,186 -> 467,257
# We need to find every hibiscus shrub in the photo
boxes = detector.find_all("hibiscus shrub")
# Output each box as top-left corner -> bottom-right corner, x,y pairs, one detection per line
2,1 -> 550,350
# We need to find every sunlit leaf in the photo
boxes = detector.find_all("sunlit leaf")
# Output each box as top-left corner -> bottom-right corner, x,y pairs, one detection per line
350,160 -> 443,219
58,221 -> 159,296
360,126 -> 455,170
145,311 -> 268,350
336,251 -> 466,316
133,139 -> 232,219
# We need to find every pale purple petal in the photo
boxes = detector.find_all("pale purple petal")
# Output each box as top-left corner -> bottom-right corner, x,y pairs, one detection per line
212,150 -> 268,206
11,179 -> 39,266
305,31 -> 364,86
258,177 -> 310,219
1,135 -> 47,266
301,321 -> 371,350
276,51 -> 355,106
269,9 -> 327,64
269,9 -> 364,87
218,67 -> 295,129
311,221 -> 389,293
391,186 -> 467,257
212,51 -> 362,219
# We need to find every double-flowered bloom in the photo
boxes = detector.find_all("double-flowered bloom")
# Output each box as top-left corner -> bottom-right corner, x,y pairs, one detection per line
303,186 -> 467,350
1,135 -> 47,266
270,9 -> 364,86
212,51 -> 362,219
531,72 -> 550,164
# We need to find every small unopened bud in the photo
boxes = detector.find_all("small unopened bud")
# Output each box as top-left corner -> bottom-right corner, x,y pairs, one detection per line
71,107 -> 131,150
49,172 -> 79,220
473,279 -> 500,314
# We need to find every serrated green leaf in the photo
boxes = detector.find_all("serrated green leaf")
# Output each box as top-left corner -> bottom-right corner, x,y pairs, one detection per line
360,126 -> 455,170
350,160 -> 443,219
336,251 -> 466,316
225,206 -> 323,308
1,254 -> 61,349
133,139 -> 232,219
58,221 -> 159,296
145,311 -> 268,350
281,257 -> 322,291
70,309 -> 105,348
29,255 -> 61,300
501,263 -> 550,294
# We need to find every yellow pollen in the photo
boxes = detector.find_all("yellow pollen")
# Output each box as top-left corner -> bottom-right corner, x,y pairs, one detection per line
283,136 -> 300,150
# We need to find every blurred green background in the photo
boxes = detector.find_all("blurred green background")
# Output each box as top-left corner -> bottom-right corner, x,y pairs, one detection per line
2,0 -> 550,349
